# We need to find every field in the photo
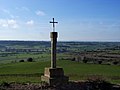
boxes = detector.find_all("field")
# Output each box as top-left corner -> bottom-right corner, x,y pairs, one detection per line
0,41 -> 120,84
0,60 -> 120,84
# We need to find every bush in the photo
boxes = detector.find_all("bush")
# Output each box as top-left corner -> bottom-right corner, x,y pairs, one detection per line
71,58 -> 75,61
19,60 -> 24,62
0,82 -> 10,87
27,58 -> 33,62
98,60 -> 102,64
82,57 -> 88,63
83,59 -> 88,63
113,61 -> 119,65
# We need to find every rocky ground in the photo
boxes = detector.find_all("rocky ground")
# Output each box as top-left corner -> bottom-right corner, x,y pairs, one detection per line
0,80 -> 120,90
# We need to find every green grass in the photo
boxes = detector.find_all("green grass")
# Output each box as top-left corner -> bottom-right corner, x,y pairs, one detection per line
58,61 -> 120,83
0,53 -> 51,64
0,76 -> 41,83
0,53 -> 71,64
0,60 -> 120,84
0,61 -> 50,74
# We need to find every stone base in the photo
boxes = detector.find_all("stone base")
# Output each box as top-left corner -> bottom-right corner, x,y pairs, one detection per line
41,67 -> 69,85
41,75 -> 69,85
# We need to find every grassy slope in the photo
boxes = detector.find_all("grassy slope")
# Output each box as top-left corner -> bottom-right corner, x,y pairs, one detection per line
0,53 -> 70,64
0,61 -> 50,74
0,61 -> 50,83
0,60 -> 120,83
58,61 -> 120,83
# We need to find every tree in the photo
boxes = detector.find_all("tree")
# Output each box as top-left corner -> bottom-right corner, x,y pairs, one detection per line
83,57 -> 88,63
19,60 -> 24,62
83,59 -> 88,63
71,57 -> 75,61
27,58 -> 33,62
98,60 -> 102,64
112,61 -> 119,65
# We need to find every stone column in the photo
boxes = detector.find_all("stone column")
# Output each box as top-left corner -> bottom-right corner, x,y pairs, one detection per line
50,32 -> 58,68
41,31 -> 69,85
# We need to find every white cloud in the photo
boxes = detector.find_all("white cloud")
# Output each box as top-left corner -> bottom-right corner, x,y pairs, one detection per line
12,24 -> 19,29
2,24 -> 8,27
8,19 -> 16,24
0,19 -> 19,29
21,7 -> 30,11
2,9 -> 10,14
8,19 -> 19,29
2,9 -> 16,18
26,20 -> 34,26
36,10 -> 46,16
0,19 -> 8,28
16,7 -> 30,11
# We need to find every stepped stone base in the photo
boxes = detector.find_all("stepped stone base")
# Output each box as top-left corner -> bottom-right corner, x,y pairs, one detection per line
41,67 -> 69,85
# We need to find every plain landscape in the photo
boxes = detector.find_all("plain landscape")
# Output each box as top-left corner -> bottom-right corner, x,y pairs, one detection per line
0,41 -> 120,84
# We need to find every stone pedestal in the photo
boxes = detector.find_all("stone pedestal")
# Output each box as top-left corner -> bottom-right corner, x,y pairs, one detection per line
41,67 -> 69,85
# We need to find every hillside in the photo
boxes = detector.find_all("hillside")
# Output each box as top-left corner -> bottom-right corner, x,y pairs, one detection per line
0,60 -> 120,84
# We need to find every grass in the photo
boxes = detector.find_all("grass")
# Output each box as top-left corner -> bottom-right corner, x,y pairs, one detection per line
0,53 -> 50,64
0,61 -> 50,74
0,76 -> 41,83
58,61 -> 120,83
0,53 -> 71,64
0,60 -> 120,84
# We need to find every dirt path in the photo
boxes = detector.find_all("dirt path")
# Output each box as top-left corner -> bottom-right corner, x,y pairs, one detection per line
0,81 -> 120,90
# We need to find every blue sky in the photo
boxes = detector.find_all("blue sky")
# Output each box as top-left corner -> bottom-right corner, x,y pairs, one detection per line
0,0 -> 120,41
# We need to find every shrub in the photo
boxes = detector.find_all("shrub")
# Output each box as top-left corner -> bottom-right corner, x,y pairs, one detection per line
19,60 -> 24,62
98,60 -> 102,64
83,59 -> 88,63
71,58 -> 75,61
0,82 -> 10,87
112,61 -> 119,65
27,58 -> 33,62
82,57 -> 88,63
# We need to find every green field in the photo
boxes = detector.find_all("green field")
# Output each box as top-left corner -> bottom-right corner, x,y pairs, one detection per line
0,60 -> 120,84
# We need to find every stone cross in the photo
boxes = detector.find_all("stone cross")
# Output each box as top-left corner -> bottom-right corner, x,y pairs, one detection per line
50,18 -> 58,32
41,18 -> 69,85
50,18 -> 58,68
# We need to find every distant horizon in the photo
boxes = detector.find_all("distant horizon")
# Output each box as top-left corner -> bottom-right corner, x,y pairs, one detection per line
0,39 -> 120,43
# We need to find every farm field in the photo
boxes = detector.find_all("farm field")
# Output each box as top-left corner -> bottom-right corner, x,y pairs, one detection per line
0,41 -> 120,84
0,60 -> 120,84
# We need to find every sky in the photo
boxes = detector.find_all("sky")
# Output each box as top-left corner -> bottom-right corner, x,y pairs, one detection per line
0,0 -> 120,41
